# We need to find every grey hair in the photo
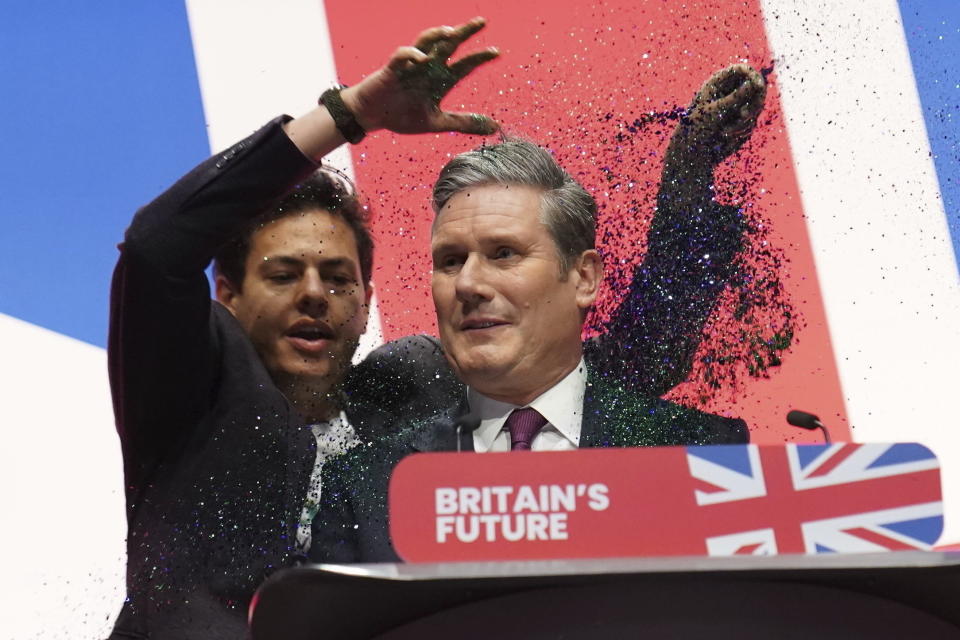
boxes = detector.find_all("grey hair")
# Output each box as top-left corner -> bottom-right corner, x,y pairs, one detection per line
432,138 -> 596,274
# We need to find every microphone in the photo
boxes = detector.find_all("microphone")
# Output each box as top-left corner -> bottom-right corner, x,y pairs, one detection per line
454,412 -> 481,453
786,410 -> 831,443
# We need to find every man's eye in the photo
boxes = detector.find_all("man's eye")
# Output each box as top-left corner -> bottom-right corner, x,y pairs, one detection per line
494,247 -> 517,260
437,255 -> 463,270
268,273 -> 296,283
329,275 -> 355,287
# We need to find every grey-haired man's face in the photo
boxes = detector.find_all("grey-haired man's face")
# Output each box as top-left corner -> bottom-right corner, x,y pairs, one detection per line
430,184 -> 600,404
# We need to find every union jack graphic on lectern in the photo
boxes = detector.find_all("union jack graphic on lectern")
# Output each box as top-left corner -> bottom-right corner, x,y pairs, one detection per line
686,444 -> 943,556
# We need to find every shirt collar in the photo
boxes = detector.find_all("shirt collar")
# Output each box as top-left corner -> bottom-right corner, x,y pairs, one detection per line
469,358 -> 587,452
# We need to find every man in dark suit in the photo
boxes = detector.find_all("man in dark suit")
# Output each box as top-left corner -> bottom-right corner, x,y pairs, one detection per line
109,15 -> 764,637
309,136 -> 752,565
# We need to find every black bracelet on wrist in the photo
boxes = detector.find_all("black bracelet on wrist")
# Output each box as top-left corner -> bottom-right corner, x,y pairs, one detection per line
319,86 -> 366,144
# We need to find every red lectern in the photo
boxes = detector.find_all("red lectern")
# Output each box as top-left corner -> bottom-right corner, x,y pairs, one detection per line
250,444 -> 958,638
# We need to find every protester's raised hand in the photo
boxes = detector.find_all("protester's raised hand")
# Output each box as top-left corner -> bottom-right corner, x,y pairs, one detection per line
341,17 -> 500,136
668,64 -> 767,164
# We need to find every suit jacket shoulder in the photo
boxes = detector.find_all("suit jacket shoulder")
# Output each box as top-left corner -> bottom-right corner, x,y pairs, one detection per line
580,373 -> 749,447
344,335 -> 464,441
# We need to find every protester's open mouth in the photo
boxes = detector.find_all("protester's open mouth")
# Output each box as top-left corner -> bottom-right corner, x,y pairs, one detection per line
285,322 -> 335,353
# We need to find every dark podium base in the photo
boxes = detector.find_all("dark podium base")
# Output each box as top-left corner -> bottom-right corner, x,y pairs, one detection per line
251,552 -> 960,639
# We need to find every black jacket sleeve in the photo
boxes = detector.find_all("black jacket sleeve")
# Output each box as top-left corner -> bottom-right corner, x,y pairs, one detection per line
108,117 -> 317,485
587,188 -> 744,397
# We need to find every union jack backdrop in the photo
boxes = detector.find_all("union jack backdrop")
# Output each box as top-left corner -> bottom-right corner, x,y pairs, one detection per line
1,1 -> 957,638
690,443 -> 944,555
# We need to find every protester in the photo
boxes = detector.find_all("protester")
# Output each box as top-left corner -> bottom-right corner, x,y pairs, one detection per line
309,64 -> 767,562
108,16 -> 763,638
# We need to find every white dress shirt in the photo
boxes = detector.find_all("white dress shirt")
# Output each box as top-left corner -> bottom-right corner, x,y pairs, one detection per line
471,358 -> 587,452
296,411 -> 359,552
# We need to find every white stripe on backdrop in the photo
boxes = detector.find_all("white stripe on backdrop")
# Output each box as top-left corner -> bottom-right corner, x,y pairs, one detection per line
185,0 -> 385,358
0,313 -> 124,639
761,0 -> 960,543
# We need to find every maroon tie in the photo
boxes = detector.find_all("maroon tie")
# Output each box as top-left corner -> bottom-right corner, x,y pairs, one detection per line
505,408 -> 548,451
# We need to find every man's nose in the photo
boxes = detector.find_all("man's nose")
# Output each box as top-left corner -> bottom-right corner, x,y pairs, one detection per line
454,254 -> 494,303
295,271 -> 329,316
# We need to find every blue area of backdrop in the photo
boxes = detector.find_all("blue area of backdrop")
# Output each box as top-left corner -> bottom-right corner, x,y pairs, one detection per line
899,0 -> 960,268
0,1 -> 209,347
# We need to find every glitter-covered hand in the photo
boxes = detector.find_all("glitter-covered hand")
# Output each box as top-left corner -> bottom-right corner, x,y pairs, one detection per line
668,63 -> 767,164
340,17 -> 500,136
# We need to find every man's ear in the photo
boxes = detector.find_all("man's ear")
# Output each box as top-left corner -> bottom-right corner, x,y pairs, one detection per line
214,274 -> 241,315
573,249 -> 602,310
359,280 -> 375,327
363,280 -> 375,307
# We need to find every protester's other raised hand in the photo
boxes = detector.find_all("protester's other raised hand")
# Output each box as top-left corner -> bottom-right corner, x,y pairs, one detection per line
341,17 -> 500,136
668,64 -> 767,164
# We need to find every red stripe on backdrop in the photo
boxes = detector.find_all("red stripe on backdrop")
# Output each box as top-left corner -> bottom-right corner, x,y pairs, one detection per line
324,0 -> 849,443
805,444 -> 861,478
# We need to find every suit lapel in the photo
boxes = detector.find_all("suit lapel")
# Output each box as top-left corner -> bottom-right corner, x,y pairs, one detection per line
284,404 -> 317,546
579,369 -> 663,448
579,371 -> 607,448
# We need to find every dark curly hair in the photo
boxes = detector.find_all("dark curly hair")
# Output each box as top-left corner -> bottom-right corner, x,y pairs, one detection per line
213,169 -> 374,290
